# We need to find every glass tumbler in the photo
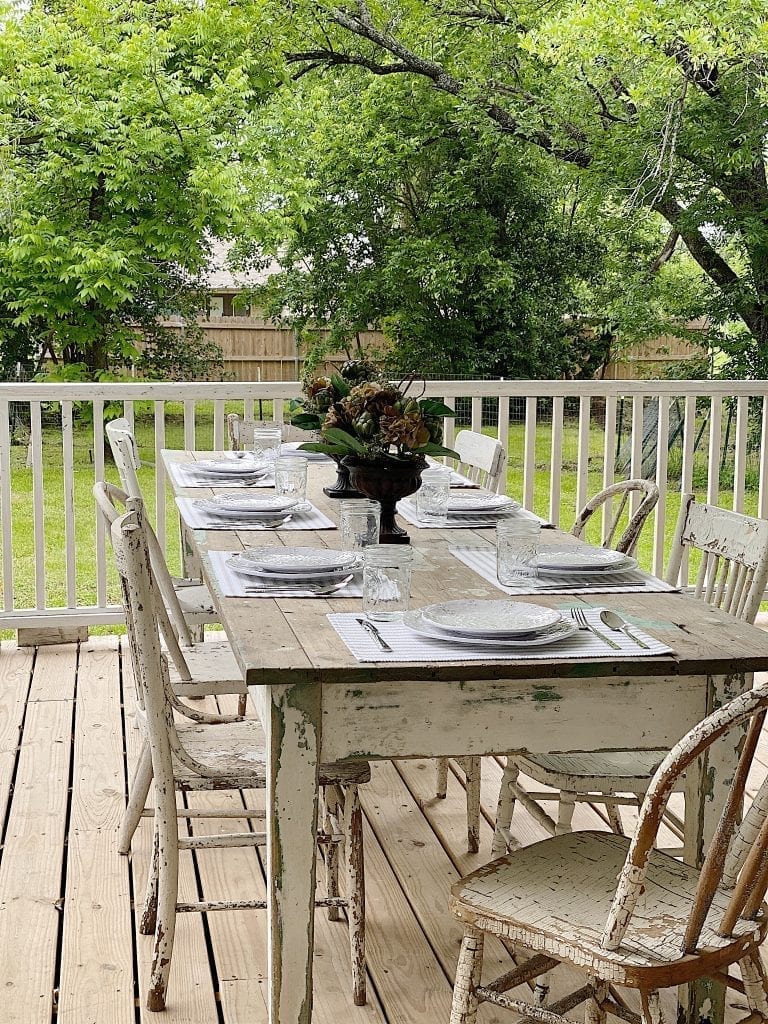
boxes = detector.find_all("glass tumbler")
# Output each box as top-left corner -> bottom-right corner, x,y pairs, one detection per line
363,545 -> 413,621
274,456 -> 308,501
339,499 -> 381,550
252,425 -> 282,465
496,520 -> 540,587
416,466 -> 452,526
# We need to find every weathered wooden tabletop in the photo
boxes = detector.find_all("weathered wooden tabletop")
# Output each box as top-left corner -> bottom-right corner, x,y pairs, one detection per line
164,449 -> 768,686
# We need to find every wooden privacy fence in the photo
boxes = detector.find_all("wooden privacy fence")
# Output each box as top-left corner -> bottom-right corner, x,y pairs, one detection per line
0,378 -> 767,631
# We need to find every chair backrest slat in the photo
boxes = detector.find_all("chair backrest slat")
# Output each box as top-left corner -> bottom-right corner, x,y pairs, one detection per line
665,495 -> 768,624
571,479 -> 659,555
228,414 -> 304,452
451,430 -> 506,493
601,685 -> 768,954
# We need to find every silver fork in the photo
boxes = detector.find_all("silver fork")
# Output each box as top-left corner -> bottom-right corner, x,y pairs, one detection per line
570,607 -> 620,650
243,574 -> 354,597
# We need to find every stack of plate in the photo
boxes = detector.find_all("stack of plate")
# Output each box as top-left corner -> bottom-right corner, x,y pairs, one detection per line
404,599 -> 577,648
226,546 -> 362,580
192,456 -> 270,482
194,495 -> 308,521
536,545 -> 637,578
443,492 -> 521,519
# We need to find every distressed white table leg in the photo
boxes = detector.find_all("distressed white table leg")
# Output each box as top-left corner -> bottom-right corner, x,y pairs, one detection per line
179,518 -> 204,640
263,682 -> 321,1024
680,672 -> 751,1024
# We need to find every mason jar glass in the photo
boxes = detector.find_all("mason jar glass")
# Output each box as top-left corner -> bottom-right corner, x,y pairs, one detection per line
496,519 -> 540,587
252,425 -> 282,464
416,466 -> 452,526
362,545 -> 413,621
274,456 -> 308,501
339,499 -> 381,549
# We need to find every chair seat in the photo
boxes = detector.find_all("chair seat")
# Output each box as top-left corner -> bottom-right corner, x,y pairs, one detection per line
175,582 -> 218,624
451,831 -> 765,987
166,640 -> 246,697
515,749 -> 673,794
177,719 -> 371,788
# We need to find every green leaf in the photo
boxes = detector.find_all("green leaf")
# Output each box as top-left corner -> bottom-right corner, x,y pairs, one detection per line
419,399 -> 456,417
414,443 -> 461,459
322,426 -> 367,453
298,442 -> 349,455
330,372 -> 351,397
290,412 -> 322,429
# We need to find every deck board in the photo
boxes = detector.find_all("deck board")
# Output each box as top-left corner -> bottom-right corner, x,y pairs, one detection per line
0,637 -> 764,1023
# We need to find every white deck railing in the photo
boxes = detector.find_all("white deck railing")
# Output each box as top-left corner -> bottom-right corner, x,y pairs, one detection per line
1,378 -> 767,630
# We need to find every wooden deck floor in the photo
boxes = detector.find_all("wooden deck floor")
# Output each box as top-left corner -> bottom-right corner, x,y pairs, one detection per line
0,636 -> 766,1024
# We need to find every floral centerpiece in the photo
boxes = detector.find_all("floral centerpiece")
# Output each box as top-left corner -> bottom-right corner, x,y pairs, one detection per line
298,375 -> 458,543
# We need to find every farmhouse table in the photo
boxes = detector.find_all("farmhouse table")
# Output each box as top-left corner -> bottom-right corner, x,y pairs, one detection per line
163,449 -> 768,1024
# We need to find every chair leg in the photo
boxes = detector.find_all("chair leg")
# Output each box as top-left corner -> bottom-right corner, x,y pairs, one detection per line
436,757 -> 449,799
140,830 -> 160,936
556,792 -> 577,835
585,979 -> 608,1024
119,741 -> 152,854
236,693 -> 247,717
605,802 -> 625,836
640,990 -> 665,1024
450,925 -> 484,1024
344,785 -> 366,1006
492,758 -> 519,857
463,757 -> 481,854
146,784 -> 180,1012
323,787 -> 341,922
740,948 -> 768,1017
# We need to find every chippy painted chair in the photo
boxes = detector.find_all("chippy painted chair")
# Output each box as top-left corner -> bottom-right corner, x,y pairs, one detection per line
227,413 -> 305,451
571,479 -> 660,556
434,429 -> 508,853
449,681 -> 768,1024
94,483 -> 248,733
492,495 -> 768,857
112,506 -> 369,1011
105,417 -> 218,631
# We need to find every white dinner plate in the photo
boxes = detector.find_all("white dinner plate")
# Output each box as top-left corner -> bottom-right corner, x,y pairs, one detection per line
199,495 -> 301,514
537,545 -> 631,570
195,502 -> 310,521
239,546 -> 360,573
419,599 -> 562,638
403,612 -> 577,648
444,492 -> 520,513
193,458 -> 268,477
226,556 -> 362,580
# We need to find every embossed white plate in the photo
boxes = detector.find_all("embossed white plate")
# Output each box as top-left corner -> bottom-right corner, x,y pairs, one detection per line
198,495 -> 301,515
239,546 -> 360,573
420,599 -> 561,638
404,611 -> 577,648
537,546 -> 637,575
445,492 -> 520,513
226,556 -> 362,580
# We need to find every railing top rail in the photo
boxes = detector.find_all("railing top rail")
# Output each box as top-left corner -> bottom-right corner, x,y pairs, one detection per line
1,379 -> 767,401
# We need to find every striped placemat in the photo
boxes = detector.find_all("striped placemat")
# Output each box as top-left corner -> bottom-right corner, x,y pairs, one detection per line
450,545 -> 677,595
397,500 -> 548,529
167,460 -> 274,489
176,497 -> 335,531
208,550 -> 362,598
327,608 -> 673,663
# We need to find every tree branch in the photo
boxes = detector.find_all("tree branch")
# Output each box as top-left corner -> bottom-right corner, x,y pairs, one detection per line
286,49 -> 411,76
644,227 -> 679,278
653,194 -> 740,291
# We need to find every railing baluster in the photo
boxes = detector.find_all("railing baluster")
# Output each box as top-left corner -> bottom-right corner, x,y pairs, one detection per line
653,396 -> 670,578
61,401 -> 76,607
123,400 -> 134,433
760,397 -> 768,520
93,398 -> 107,609
30,401 -> 45,609
680,394 -> 697,585
707,395 -> 723,507
549,396 -> 564,527
523,397 -> 537,512
213,399 -> 225,450
630,395 -> 644,516
245,396 -> 255,421
733,396 -> 748,513
601,396 -> 617,544
154,402 -> 166,554
576,396 -> 591,518
497,396 -> 510,494
184,399 -> 196,451
443,396 -> 455,450
471,396 -> 482,434
0,400 -> 13,611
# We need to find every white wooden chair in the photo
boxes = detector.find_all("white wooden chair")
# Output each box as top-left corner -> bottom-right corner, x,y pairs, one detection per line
492,495 -> 768,857
105,417 -> 218,631
434,429 -> 507,852
112,505 -> 369,1011
449,681 -> 768,1024
571,479 -> 660,556
227,413 -> 304,450
94,483 -> 248,734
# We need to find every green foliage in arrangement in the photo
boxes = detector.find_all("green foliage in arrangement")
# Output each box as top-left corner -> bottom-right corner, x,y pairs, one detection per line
0,0 -> 280,378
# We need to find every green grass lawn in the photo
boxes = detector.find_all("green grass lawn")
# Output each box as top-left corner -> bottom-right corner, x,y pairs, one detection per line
1,403 -> 758,635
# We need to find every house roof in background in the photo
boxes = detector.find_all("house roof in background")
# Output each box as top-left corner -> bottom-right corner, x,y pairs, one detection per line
204,238 -> 281,292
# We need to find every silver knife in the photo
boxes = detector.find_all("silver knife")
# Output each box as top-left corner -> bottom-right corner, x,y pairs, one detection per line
356,617 -> 393,652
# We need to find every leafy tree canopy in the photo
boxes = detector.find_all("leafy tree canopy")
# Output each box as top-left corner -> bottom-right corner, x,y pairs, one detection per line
0,0 -> 280,376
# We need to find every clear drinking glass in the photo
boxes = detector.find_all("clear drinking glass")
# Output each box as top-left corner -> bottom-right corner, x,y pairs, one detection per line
363,545 -> 413,621
252,425 -> 282,465
274,456 -> 308,501
496,520 -> 540,587
340,499 -> 381,549
416,466 -> 452,526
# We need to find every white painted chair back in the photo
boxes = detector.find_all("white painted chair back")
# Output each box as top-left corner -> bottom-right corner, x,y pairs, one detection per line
227,413 -> 304,451
571,479 -> 660,555
451,430 -> 506,492
94,482 -> 195,658
106,417 -> 142,498
665,494 -> 768,624
602,682 -> 768,954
